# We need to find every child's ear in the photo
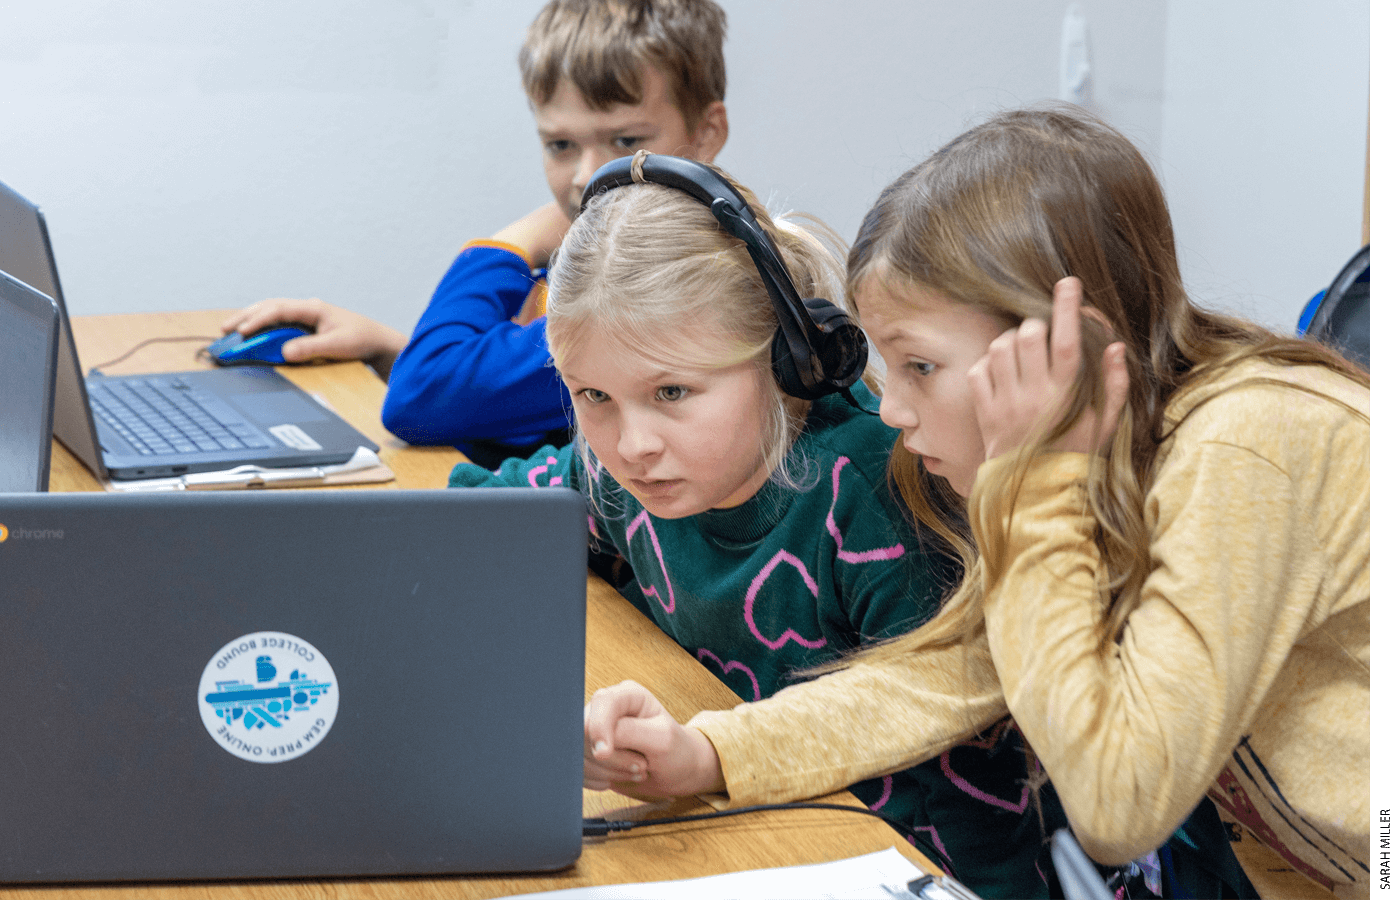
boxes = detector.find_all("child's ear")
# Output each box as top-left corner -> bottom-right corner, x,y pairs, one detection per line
692,101 -> 729,163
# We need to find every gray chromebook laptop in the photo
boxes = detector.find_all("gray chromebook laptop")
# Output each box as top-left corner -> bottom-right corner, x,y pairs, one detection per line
0,269 -> 60,491
0,178 -> 377,481
0,487 -> 588,882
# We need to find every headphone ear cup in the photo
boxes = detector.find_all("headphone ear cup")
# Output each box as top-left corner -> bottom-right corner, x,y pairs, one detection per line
769,299 -> 869,400
769,329 -> 813,399
803,299 -> 869,389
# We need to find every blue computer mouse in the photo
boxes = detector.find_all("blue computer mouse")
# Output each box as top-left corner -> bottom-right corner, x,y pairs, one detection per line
207,324 -> 313,366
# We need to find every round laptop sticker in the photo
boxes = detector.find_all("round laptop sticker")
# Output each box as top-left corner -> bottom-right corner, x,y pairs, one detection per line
197,632 -> 338,763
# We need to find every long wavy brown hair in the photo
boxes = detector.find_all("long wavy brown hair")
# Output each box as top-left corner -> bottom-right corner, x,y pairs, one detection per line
847,105 -> 1367,659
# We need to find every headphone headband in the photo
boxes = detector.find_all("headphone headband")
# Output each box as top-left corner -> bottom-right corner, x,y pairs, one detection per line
579,154 -> 867,400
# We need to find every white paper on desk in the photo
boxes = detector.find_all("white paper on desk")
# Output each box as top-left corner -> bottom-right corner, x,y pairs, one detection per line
501,846 -> 926,900
104,446 -> 386,492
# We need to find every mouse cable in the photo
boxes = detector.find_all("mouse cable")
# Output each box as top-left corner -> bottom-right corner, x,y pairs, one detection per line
583,801 -> 957,877
86,335 -> 219,377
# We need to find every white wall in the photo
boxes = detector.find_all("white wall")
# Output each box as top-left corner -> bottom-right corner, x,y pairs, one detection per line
1160,0 -> 1369,331
0,1 -> 543,336
0,0 -> 1367,340
722,1 -> 1167,241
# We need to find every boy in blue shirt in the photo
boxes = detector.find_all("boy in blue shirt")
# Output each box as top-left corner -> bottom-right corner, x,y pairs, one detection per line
221,0 -> 729,468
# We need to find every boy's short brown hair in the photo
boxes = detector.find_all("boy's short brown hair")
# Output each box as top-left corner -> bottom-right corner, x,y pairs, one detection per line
519,0 -> 727,131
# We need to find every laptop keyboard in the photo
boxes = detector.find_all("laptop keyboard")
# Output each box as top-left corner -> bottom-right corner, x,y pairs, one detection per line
88,376 -> 277,457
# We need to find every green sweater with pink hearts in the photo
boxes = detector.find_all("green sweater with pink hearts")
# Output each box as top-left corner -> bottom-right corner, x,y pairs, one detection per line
449,385 -> 1068,898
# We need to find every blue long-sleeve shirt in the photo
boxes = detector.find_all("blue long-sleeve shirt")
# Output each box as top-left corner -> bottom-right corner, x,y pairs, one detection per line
382,242 -> 571,461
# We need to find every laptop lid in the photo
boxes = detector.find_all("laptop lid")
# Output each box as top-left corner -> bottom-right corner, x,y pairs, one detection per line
0,270 -> 60,491
0,488 -> 588,882
0,179 -> 378,481
0,179 -> 106,478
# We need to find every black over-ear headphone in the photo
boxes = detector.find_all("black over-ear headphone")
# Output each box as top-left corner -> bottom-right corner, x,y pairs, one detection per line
578,154 -> 868,401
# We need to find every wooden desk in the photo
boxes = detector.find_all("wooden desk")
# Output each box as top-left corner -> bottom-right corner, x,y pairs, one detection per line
17,311 -> 936,898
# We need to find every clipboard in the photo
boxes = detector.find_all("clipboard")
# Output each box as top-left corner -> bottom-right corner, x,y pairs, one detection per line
103,445 -> 394,492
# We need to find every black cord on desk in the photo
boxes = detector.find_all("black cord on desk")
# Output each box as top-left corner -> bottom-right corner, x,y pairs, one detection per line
583,801 -> 957,877
86,335 -> 217,376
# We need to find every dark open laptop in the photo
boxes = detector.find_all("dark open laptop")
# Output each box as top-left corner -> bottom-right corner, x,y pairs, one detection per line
0,487 -> 588,882
0,269 -> 60,491
0,178 -> 378,481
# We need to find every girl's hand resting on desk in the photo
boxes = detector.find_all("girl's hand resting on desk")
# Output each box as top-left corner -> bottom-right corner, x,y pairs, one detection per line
584,681 -> 725,799
221,298 -> 408,381
968,277 -> 1130,460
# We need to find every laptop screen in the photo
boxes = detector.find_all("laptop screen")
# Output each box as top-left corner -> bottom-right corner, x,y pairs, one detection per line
0,270 -> 59,491
0,179 -> 109,478
0,180 -> 62,301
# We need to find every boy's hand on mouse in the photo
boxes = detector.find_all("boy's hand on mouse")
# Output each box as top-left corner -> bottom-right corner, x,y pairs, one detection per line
969,277 -> 1129,461
221,299 -> 408,381
584,681 -> 724,799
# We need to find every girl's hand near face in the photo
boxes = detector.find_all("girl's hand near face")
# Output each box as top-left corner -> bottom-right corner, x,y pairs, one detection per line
969,277 -> 1129,461
584,681 -> 725,800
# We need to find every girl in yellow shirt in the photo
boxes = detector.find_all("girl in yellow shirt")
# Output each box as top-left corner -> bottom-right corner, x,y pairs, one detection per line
585,106 -> 1369,899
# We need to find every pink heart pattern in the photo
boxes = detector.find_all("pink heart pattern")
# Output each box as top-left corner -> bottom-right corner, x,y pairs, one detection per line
939,748 -> 1030,814
826,457 -> 905,563
743,549 -> 827,650
625,510 -> 676,614
696,649 -> 762,701
742,456 -> 905,650
915,823 -> 952,864
526,456 -> 559,487
865,775 -> 893,812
